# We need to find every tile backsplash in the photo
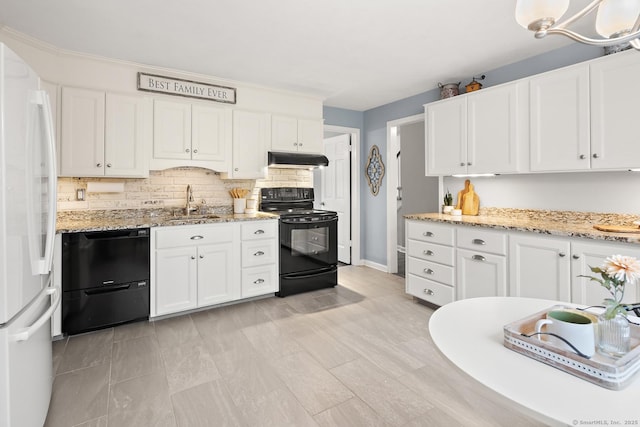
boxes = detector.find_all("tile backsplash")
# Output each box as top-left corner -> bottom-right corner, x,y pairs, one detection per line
57,167 -> 313,211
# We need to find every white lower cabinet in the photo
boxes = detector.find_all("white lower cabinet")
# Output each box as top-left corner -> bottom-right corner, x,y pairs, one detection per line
152,220 -> 278,317
509,233 -> 571,301
571,240 -> 640,306
457,249 -> 507,299
405,220 -> 455,305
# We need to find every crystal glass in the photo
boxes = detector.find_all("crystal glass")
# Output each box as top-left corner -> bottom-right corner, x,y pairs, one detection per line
597,312 -> 631,358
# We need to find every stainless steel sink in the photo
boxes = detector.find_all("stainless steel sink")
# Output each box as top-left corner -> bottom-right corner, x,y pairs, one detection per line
165,214 -> 221,223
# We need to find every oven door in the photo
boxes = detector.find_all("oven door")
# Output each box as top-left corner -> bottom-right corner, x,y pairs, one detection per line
280,217 -> 338,275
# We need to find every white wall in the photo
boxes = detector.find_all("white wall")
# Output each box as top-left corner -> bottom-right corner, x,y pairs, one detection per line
444,171 -> 640,214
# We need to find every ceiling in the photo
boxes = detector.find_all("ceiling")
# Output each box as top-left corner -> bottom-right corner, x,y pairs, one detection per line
0,0 -> 594,111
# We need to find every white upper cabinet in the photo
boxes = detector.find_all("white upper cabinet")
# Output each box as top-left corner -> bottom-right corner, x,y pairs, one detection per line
223,109 -> 270,179
467,82 -> 528,174
60,87 -> 151,177
590,50 -> 640,170
426,82 -> 527,176
151,99 -> 232,172
530,64 -> 590,172
271,115 -> 323,154
426,97 -> 466,176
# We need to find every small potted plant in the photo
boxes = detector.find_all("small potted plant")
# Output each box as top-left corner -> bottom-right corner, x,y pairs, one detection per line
442,190 -> 454,214
580,254 -> 640,357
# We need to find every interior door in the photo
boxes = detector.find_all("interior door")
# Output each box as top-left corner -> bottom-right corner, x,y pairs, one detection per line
316,134 -> 351,264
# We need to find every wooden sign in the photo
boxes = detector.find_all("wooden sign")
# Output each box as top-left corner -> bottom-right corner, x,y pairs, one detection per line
137,72 -> 236,104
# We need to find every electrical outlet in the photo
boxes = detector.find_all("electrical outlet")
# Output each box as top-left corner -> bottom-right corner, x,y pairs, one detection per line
76,189 -> 85,201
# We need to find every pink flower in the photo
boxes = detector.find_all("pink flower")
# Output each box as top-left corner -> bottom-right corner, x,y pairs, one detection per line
603,255 -> 640,284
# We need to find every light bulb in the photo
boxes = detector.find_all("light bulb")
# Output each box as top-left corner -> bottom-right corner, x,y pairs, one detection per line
515,0 -> 570,30
596,0 -> 640,37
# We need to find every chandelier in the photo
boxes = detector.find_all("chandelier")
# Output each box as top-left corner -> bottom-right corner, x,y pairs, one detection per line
515,0 -> 640,51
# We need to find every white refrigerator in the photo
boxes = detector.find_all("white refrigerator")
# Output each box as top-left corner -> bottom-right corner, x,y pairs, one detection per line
0,43 -> 59,427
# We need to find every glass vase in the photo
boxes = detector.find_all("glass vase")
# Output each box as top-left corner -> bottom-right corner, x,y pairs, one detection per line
596,312 -> 630,358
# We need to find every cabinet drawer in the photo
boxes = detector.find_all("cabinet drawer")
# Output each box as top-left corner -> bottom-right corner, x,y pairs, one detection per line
406,221 -> 454,246
407,257 -> 455,286
242,264 -> 278,298
241,221 -> 277,241
155,224 -> 233,249
242,239 -> 277,267
407,240 -> 454,266
456,227 -> 507,255
406,275 -> 454,306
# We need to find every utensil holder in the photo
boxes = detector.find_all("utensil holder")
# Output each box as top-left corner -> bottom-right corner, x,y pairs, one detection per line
233,198 -> 246,214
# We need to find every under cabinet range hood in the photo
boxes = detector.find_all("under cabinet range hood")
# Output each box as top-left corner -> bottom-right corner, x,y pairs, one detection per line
268,151 -> 329,168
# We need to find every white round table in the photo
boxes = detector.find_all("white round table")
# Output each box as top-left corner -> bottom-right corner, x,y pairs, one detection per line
429,297 -> 640,427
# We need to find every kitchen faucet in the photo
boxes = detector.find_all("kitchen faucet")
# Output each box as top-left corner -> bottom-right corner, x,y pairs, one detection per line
186,184 -> 197,215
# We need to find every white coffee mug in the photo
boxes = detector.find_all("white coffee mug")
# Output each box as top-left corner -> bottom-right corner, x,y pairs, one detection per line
534,309 -> 596,358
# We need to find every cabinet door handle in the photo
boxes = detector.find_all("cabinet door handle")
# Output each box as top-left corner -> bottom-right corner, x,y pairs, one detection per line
423,268 -> 434,275
185,148 -> 190,153
199,255 -> 204,259
254,229 -> 265,235
254,278 -> 265,284
299,143 -> 303,147
423,250 -> 434,256
106,163 -> 112,168
254,251 -> 265,256
592,153 -> 599,159
293,142 -> 298,146
190,235 -> 204,240
234,168 -> 239,171
423,231 -> 434,237
559,252 -> 566,257
572,254 -> 580,260
472,255 -> 486,262
193,149 -> 198,154
459,162 -> 465,167
579,154 -> 586,160
472,239 -> 486,245
96,163 -> 102,167
190,256 -> 196,260
424,289 -> 434,296
467,162 -> 472,166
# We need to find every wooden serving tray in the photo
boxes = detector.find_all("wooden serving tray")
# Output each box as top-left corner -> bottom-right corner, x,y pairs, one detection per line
593,224 -> 640,233
503,305 -> 640,390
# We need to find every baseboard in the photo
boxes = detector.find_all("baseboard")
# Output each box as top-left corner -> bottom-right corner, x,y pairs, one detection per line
362,259 -> 388,272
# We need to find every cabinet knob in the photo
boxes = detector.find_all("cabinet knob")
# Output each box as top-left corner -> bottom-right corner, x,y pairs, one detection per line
592,153 -> 599,159
579,154 -> 586,160
559,252 -> 566,257
199,255 -> 204,259
424,268 -> 434,275
254,251 -> 265,256
424,289 -> 434,296
234,168 -> 239,171
190,256 -> 196,260
467,162 -> 472,166
572,254 -> 580,260
423,250 -> 434,256
299,143 -> 303,147
106,163 -> 112,168
472,254 -> 486,261
460,162 -> 465,167
96,163 -> 102,167
193,149 -> 198,154
254,229 -> 265,235
185,148 -> 190,153
293,142 -> 298,146
472,239 -> 486,245
423,231 -> 434,237
254,278 -> 265,285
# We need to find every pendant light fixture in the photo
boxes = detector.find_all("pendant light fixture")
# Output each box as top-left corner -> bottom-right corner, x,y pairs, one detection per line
515,0 -> 640,51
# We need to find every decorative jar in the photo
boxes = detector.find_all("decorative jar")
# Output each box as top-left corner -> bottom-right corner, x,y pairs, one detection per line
597,312 -> 630,358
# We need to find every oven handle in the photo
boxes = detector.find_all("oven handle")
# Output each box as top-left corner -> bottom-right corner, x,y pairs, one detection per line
84,283 -> 131,295
281,266 -> 338,280
280,217 -> 338,225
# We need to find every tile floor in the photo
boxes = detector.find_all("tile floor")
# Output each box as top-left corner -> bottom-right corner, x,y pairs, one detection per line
46,265 -> 543,427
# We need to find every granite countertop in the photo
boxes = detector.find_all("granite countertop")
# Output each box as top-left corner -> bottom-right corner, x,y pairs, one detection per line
404,208 -> 640,245
56,207 -> 279,233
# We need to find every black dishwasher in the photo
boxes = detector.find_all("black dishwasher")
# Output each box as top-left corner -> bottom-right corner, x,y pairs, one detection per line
62,228 -> 150,335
